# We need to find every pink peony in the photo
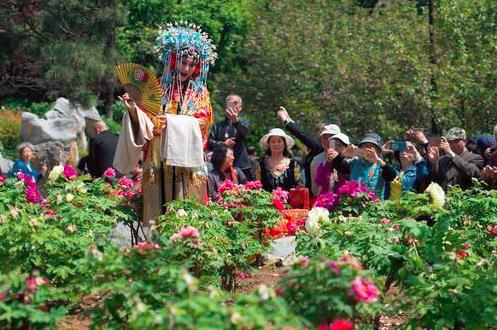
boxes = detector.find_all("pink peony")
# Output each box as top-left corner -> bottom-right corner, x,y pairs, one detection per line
272,187 -> 289,202
457,250 -> 468,259
329,319 -> 353,330
0,176 -> 6,184
350,277 -> 379,303
487,225 -> 497,236
119,176 -> 134,188
103,167 -> 116,178
314,192 -> 340,211
25,276 -> 49,293
337,181 -> 377,201
16,171 -> 36,187
133,241 -> 159,254
25,186 -> 41,204
218,179 -> 234,194
380,218 -> 390,224
299,256 -> 310,268
245,180 -> 263,190
63,165 -> 77,180
179,226 -> 200,238
42,209 -> 57,216
327,261 -> 341,275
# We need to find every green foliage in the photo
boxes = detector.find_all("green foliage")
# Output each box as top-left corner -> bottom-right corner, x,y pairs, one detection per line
0,270 -> 66,329
0,172 -> 133,285
277,257 -> 382,326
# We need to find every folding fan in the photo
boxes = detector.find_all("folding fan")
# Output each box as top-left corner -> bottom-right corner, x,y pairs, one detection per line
115,63 -> 162,116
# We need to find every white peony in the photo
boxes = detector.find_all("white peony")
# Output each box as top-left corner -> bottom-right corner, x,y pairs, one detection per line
48,165 -> 64,182
65,193 -> 75,202
425,182 -> 445,208
176,208 -> 188,218
305,207 -> 330,237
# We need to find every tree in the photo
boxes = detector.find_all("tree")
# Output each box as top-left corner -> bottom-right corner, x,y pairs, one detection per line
0,0 -> 125,112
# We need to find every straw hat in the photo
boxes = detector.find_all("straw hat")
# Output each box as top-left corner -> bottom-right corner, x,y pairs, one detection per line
259,128 -> 295,151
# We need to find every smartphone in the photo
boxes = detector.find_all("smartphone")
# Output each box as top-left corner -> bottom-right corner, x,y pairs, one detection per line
354,149 -> 367,158
328,137 -> 335,150
391,141 -> 407,152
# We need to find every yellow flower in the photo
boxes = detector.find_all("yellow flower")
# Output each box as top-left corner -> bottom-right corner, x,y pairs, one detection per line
66,193 -> 75,202
425,182 -> 445,208
48,165 -> 64,182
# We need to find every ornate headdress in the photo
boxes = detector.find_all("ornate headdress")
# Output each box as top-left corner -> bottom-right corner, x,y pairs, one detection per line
156,22 -> 217,95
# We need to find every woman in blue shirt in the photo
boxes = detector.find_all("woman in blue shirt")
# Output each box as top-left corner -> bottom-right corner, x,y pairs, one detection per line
8,143 -> 47,182
388,141 -> 430,200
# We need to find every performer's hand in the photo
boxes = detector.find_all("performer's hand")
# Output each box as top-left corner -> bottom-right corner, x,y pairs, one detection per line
157,114 -> 167,129
119,93 -> 137,112
277,106 -> 291,124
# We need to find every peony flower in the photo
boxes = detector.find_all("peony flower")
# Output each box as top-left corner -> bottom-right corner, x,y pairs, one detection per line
48,164 -> 64,182
133,241 -> 159,254
329,319 -> 353,330
486,225 -> 497,237
327,260 -> 341,275
63,165 -> 77,180
176,208 -> 188,218
245,180 -> 263,190
65,193 -> 75,202
66,224 -> 77,233
16,171 -> 36,187
218,179 -> 234,194
179,226 -> 199,238
457,249 -> 468,259
350,277 -> 379,303
272,197 -> 286,210
299,256 -> 310,268
380,218 -> 390,224
337,181 -> 376,201
307,207 -> 330,223
314,192 -> 340,211
0,176 -> 6,184
425,182 -> 445,208
25,186 -> 41,204
119,176 -> 134,188
272,187 -> 289,202
337,254 -> 363,270
305,215 -> 321,237
103,167 -> 116,179
25,276 -> 49,293
42,209 -> 57,216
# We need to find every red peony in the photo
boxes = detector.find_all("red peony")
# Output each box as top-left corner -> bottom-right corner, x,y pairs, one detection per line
133,241 -> 159,254
25,186 -> 41,204
329,319 -> 353,330
63,165 -> 77,180
350,277 -> 379,303
457,250 -> 468,259
218,179 -> 234,194
0,176 -> 6,184
119,176 -> 134,188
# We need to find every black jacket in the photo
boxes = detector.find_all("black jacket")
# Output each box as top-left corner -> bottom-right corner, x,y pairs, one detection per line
284,121 -> 323,190
88,130 -> 119,177
208,118 -> 253,171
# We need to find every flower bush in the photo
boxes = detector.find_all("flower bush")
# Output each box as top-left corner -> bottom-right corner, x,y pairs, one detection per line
276,255 -> 382,326
0,270 -> 66,329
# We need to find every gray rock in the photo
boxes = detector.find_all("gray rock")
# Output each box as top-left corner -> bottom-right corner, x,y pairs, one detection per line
32,140 -> 79,170
0,152 -> 13,175
20,112 -> 79,145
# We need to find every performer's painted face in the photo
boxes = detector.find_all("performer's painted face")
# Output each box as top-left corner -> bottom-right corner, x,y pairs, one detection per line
179,57 -> 197,82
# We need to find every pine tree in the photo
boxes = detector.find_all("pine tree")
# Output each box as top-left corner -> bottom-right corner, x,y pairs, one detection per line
0,0 -> 125,114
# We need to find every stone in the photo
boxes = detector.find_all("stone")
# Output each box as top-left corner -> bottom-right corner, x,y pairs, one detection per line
0,152 -> 13,175
31,140 -> 79,170
20,112 -> 79,145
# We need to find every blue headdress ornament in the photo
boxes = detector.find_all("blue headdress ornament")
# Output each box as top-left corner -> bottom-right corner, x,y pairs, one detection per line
156,22 -> 217,98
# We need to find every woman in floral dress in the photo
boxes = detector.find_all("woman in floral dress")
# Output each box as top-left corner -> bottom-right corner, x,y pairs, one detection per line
259,128 -> 301,192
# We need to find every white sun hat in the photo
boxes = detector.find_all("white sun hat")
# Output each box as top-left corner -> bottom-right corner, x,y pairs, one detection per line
259,128 -> 295,151
331,133 -> 350,146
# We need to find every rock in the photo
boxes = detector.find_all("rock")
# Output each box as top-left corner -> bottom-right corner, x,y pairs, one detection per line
32,140 -> 79,169
20,112 -> 79,145
0,152 -> 13,175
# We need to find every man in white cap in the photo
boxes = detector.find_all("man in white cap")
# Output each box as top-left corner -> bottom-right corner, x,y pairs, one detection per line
277,106 -> 341,197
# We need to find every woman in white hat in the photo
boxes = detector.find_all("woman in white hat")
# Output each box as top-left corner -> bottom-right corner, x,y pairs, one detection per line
259,128 -> 301,192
